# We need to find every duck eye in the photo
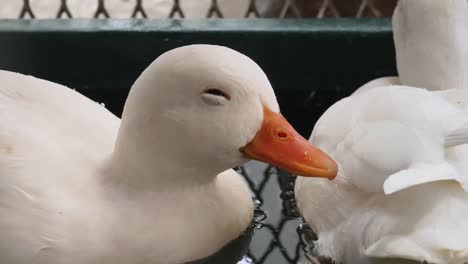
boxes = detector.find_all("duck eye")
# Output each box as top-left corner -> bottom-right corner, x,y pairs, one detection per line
203,88 -> 230,100
201,88 -> 231,106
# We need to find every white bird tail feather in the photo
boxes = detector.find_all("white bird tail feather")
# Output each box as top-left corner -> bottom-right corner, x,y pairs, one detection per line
383,163 -> 460,195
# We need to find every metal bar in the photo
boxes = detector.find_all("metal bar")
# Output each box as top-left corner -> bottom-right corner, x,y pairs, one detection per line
57,0 -> 73,18
0,18 -> 391,33
131,0 -> 148,18
19,0 -> 35,18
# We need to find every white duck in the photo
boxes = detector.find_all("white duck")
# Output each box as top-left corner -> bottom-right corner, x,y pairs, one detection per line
353,0 -> 468,96
295,85 -> 468,264
0,44 -> 338,264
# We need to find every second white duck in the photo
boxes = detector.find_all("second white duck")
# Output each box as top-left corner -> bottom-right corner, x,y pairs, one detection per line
296,86 -> 468,264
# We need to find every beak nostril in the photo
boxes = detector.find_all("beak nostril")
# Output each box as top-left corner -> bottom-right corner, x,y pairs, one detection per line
277,131 -> 288,139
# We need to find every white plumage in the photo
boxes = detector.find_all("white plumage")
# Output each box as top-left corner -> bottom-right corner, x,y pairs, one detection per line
296,1 -> 468,262
296,86 -> 468,264
354,0 -> 468,95
0,44 -> 336,264
0,43 -> 289,264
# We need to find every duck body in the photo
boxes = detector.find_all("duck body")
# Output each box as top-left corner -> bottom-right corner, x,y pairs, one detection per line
297,181 -> 468,264
0,70 -> 253,264
393,0 -> 468,92
0,45 -> 337,264
354,0 -> 468,96
296,86 -> 468,264
297,1 -> 468,262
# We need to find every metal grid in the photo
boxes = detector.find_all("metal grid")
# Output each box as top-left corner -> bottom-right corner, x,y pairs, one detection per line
236,165 -> 307,263
235,164 -> 324,264
11,0 -> 397,19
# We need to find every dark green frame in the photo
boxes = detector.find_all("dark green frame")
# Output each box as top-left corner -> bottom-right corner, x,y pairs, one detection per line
0,19 -> 395,136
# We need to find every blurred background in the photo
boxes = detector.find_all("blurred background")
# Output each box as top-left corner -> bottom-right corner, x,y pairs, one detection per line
1,0 -> 398,19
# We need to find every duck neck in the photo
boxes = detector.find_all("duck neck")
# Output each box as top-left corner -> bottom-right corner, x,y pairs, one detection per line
393,2 -> 468,91
106,148 -> 220,192
104,116 -> 223,192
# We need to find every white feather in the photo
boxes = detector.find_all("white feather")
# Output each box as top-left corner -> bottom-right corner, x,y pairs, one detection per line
296,86 -> 468,264
445,125 -> 468,148
352,0 -> 468,98
296,0 -> 468,262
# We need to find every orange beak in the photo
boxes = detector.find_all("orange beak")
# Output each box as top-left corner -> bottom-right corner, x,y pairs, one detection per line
240,106 -> 338,180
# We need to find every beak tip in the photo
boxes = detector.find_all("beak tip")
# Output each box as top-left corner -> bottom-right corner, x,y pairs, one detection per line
312,159 -> 338,180
327,172 -> 338,181
327,162 -> 339,180
297,162 -> 338,180
329,161 -> 338,180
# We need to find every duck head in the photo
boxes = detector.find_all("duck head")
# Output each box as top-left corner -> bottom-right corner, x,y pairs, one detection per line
113,45 -> 337,185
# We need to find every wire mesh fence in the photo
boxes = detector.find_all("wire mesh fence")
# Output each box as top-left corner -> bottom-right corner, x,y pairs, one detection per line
232,162 -> 333,264
235,164 -> 313,264
2,0 -> 398,19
